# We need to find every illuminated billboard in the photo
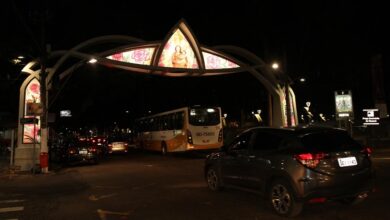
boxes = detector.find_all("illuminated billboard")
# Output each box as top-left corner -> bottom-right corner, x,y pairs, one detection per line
23,78 -> 41,144
334,90 -> 354,119
158,29 -> 198,69
60,110 -> 72,117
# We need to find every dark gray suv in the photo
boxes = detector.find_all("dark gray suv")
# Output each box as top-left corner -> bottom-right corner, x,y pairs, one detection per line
204,126 -> 374,217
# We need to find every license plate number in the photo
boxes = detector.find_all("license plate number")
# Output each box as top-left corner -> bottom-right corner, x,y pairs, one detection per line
337,156 -> 357,167
79,150 -> 88,154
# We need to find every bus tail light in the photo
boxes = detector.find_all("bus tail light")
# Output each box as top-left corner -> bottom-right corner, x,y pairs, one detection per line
218,129 -> 223,142
187,130 -> 193,144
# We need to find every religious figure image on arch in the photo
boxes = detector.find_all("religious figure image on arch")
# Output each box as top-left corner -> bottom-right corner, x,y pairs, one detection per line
172,45 -> 188,68
158,29 -> 198,69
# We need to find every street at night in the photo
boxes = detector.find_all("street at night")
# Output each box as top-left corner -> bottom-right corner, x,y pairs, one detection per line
0,149 -> 389,220
1,1 -> 390,219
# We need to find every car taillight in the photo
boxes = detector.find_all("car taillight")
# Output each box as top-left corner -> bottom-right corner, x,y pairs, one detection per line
88,147 -> 97,152
108,144 -> 112,149
68,148 -> 76,154
361,146 -> 372,157
125,143 -> 128,146
295,152 -> 325,169
187,130 -> 193,144
218,129 -> 223,142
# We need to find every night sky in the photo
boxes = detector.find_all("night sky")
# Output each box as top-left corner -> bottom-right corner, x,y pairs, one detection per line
1,1 -> 388,129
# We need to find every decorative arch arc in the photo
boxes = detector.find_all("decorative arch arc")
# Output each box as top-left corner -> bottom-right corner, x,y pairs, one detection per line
104,20 -> 241,74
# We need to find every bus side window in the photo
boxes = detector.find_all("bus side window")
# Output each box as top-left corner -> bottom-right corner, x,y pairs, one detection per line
167,114 -> 174,130
175,112 -> 184,130
162,115 -> 168,130
155,117 -> 161,131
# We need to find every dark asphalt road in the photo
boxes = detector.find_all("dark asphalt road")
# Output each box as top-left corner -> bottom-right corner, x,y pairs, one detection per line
1,149 -> 390,220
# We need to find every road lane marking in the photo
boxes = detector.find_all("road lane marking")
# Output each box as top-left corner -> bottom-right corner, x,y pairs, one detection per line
0,200 -> 25,204
97,209 -> 130,220
0,206 -> 24,213
89,193 -> 117,201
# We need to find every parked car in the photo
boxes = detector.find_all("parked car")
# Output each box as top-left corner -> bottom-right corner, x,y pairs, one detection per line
204,126 -> 375,217
61,137 -> 99,165
107,135 -> 129,154
90,136 -> 108,156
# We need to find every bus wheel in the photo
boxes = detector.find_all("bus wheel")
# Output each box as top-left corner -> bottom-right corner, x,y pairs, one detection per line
161,142 -> 168,156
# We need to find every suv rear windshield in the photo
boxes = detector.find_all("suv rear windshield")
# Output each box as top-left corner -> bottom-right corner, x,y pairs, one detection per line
300,131 -> 361,152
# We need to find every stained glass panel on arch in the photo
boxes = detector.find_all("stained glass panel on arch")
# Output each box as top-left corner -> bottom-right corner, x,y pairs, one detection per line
203,52 -> 239,69
158,29 -> 198,69
107,47 -> 155,65
23,78 -> 41,144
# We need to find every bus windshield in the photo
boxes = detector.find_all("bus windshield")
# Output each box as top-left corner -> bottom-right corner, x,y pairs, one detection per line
189,107 -> 220,126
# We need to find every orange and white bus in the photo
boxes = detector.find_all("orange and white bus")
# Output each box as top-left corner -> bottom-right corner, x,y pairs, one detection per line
135,106 -> 223,154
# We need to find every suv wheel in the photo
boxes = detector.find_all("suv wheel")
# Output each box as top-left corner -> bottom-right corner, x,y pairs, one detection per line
206,167 -> 223,191
269,180 -> 303,217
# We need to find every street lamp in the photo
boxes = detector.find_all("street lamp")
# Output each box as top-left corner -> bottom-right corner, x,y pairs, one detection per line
271,62 -> 279,70
88,58 -> 97,64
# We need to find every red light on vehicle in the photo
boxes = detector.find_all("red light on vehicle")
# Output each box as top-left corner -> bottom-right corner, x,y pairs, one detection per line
125,143 -> 128,146
295,152 -> 325,169
88,147 -> 97,152
361,146 -> 372,156
308,197 -> 326,203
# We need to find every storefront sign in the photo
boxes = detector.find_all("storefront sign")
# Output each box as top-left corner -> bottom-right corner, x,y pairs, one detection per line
362,109 -> 380,125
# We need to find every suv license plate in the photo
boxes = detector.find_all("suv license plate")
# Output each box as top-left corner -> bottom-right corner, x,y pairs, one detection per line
338,156 -> 357,167
79,150 -> 88,154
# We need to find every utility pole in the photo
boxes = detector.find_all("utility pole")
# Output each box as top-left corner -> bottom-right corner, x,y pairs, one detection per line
39,54 -> 49,173
39,0 -> 49,173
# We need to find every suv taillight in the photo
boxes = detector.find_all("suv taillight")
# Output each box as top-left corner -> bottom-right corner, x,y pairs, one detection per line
187,130 -> 193,144
361,146 -> 372,157
295,152 -> 325,169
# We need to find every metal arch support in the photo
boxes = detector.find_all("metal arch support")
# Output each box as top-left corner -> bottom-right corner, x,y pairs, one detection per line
212,45 -> 296,127
46,35 -> 145,87
15,72 -> 41,171
213,45 -> 281,86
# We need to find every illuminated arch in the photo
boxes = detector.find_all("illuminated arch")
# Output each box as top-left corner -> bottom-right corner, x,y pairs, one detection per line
16,19 -> 299,171
104,20 -> 242,75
